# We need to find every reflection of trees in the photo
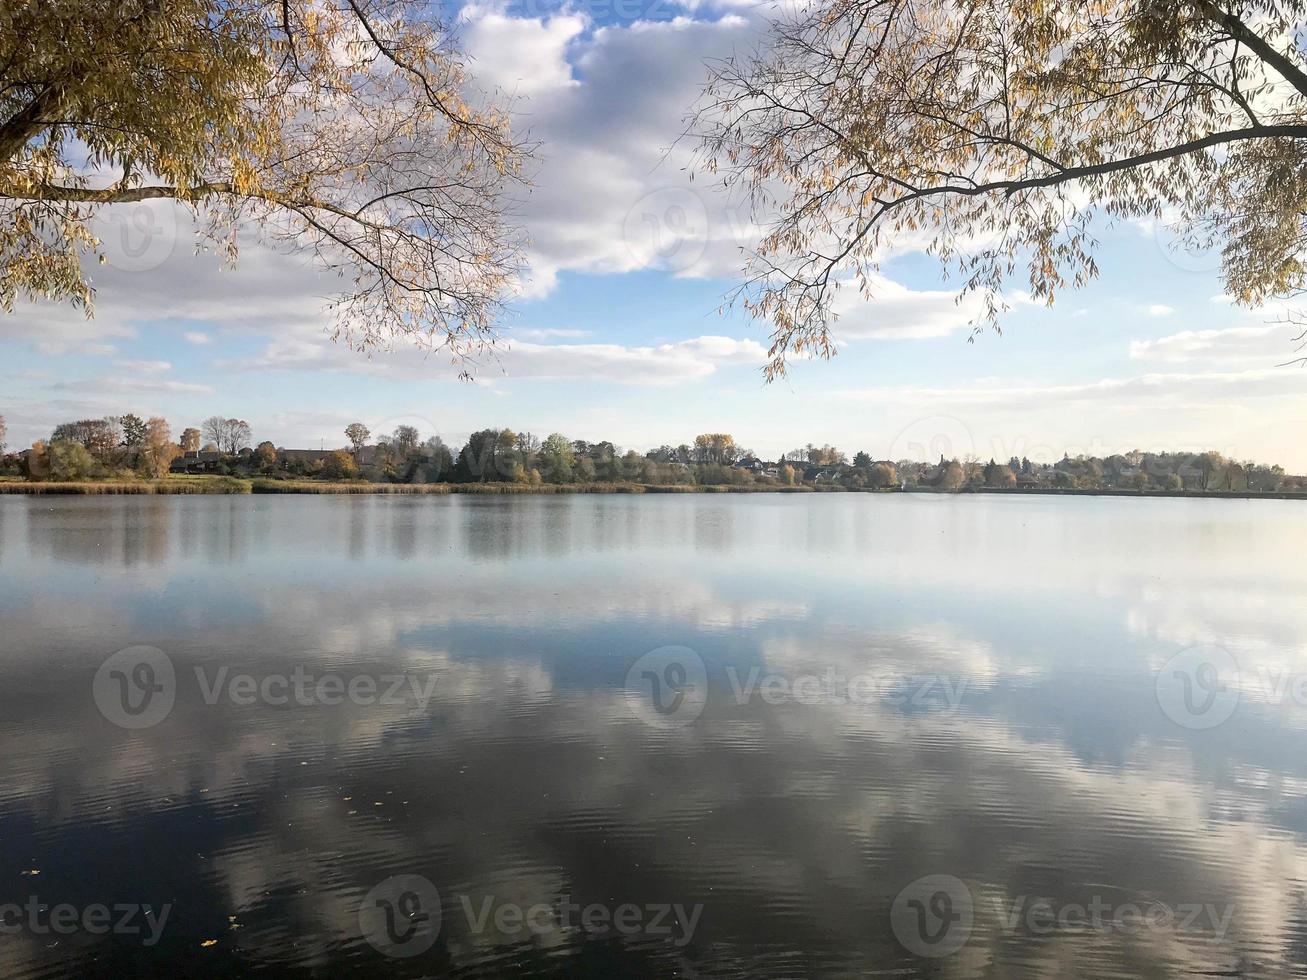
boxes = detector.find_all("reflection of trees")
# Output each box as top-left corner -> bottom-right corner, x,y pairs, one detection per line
23,498 -> 174,567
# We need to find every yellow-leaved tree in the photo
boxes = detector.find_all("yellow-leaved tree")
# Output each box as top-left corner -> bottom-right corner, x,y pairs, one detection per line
694,0 -> 1307,376
0,0 -> 529,364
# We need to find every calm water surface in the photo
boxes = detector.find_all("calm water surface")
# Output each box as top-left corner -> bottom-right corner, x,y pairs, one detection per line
2,493 -> 1307,977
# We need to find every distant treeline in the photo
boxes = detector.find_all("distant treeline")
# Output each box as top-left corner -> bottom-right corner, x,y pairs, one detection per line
2,414 -> 1303,494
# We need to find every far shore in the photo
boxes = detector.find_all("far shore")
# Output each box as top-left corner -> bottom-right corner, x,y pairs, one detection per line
0,478 -> 820,496
2,477 -> 1306,500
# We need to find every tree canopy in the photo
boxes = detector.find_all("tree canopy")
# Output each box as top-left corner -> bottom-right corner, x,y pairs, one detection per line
1,0 -> 529,364
694,0 -> 1307,376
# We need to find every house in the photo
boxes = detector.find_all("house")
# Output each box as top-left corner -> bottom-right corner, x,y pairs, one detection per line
170,451 -> 224,474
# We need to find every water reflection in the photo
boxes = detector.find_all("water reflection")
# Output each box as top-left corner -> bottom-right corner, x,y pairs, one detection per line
0,494 -> 1306,977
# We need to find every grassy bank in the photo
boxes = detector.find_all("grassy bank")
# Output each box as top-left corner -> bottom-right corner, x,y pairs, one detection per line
972,485 -> 1307,501
0,476 -> 251,494
0,478 -> 817,495
4,477 -> 1303,499
248,480 -> 818,494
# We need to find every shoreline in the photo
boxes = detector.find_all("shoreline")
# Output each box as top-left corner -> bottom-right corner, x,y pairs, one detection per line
1,478 -> 1306,500
971,486 -> 1307,501
0,479 -> 821,496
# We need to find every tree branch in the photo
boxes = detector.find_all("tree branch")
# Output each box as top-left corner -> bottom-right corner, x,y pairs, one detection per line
841,123 -> 1307,262
0,84 -> 66,162
1192,0 -> 1307,101
0,180 -> 234,203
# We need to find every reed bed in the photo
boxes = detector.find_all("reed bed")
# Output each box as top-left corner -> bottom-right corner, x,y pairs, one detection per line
1,478 -> 821,496
253,481 -> 647,494
251,481 -> 814,494
0,477 -> 251,494
251,480 -> 452,494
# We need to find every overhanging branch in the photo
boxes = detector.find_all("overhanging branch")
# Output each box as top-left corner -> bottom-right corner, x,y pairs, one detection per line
832,123 -> 1307,268
1192,0 -> 1307,101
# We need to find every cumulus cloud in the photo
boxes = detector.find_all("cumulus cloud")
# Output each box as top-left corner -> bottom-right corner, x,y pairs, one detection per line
0,1 -> 1239,344
1146,304 -> 1175,317
830,275 -> 987,340
464,8 -> 761,296
461,8 -> 586,95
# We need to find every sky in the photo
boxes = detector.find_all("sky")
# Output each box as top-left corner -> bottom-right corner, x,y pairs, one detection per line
2,0 -> 1306,470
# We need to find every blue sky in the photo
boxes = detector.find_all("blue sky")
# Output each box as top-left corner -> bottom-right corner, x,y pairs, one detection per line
2,0 -> 1305,469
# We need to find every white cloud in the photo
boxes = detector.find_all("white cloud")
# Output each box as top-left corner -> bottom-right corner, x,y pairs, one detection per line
2,298 -> 135,356
511,327 -> 592,340
835,365 -> 1307,410
1146,304 -> 1175,317
831,275 -> 986,340
114,359 -> 172,374
183,331 -> 212,345
52,375 -> 213,396
462,8 -> 586,95
1129,324 -> 1294,366
497,334 -> 765,383
674,0 -> 768,11
462,8 -> 761,297
461,2 -> 1041,332
1,219 -> 332,357
232,326 -> 766,386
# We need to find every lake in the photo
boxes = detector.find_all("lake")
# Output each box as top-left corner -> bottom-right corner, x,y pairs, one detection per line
1,493 -> 1306,977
